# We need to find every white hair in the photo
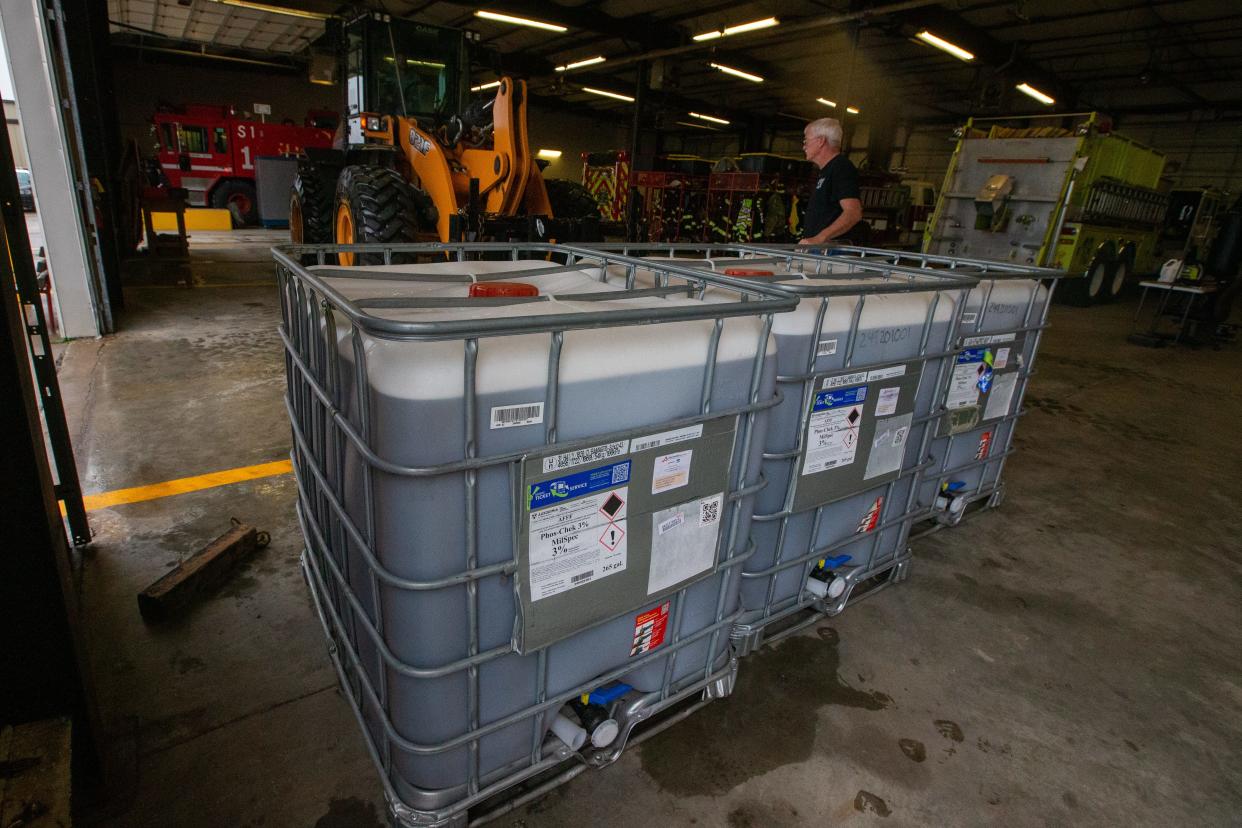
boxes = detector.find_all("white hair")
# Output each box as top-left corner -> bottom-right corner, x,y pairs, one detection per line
806,117 -> 843,148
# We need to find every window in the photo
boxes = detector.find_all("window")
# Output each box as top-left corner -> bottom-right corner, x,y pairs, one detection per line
177,125 -> 209,154
213,127 -> 228,154
161,123 -> 176,152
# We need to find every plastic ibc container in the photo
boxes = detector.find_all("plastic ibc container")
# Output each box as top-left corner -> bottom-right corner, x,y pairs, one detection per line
275,242 -> 793,827
787,246 -> 1064,528
752,244 -> 1063,530
913,272 -> 1060,528
585,244 -> 978,648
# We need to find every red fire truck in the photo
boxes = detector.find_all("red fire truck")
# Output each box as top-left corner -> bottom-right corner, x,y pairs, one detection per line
152,104 -> 337,226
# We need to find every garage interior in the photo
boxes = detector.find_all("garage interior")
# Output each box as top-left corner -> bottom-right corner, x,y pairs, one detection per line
2,1 -> 1240,826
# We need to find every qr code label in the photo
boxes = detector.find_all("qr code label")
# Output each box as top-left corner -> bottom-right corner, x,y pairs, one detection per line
699,493 -> 723,527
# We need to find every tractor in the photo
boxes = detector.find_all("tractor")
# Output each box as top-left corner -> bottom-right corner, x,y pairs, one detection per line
290,12 -> 601,262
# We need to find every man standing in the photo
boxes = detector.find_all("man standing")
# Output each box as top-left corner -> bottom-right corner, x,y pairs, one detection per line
799,117 -> 863,244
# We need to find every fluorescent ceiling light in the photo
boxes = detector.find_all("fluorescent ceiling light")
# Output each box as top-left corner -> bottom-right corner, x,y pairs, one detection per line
724,17 -> 778,36
212,0 -> 329,20
470,80 -> 501,91
846,106 -> 860,114
689,111 -> 730,125
816,97 -> 837,108
710,63 -> 764,83
694,16 -> 778,41
583,86 -> 635,102
537,149 -> 563,159
474,10 -> 567,32
555,56 -> 606,72
915,30 -> 974,62
1016,82 -> 1055,104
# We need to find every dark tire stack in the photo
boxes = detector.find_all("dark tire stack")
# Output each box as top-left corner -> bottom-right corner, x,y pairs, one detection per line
543,178 -> 602,220
334,165 -> 436,265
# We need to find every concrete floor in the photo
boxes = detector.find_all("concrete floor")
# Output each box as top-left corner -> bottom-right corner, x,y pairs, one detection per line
60,232 -> 1242,827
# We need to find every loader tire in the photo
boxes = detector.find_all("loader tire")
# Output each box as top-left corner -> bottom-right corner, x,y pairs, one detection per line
290,162 -> 336,245
333,165 -> 433,266
544,178 -> 602,220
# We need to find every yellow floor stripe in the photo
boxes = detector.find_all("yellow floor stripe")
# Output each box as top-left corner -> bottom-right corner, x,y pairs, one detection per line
78,459 -> 293,512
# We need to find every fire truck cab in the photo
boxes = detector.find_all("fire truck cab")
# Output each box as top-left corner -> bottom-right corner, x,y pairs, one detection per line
152,104 -> 336,226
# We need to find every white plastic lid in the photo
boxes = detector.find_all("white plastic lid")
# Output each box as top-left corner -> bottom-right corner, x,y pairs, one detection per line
591,718 -> 620,748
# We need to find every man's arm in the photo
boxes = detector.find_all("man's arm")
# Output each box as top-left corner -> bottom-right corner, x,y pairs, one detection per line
799,198 -> 863,244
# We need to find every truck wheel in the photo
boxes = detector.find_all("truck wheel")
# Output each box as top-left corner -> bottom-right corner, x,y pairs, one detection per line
333,165 -> 427,266
211,180 -> 258,228
1061,241 -> 1114,307
290,162 -> 336,245
544,178 -> 602,220
1108,244 -> 1136,301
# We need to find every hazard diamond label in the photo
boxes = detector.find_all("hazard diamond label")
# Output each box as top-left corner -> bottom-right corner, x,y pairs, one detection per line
599,522 -> 625,551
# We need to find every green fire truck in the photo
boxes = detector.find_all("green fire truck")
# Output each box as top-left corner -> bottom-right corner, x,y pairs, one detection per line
923,112 -> 1167,305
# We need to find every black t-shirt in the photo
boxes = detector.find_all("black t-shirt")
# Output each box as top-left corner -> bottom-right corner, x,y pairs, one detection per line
803,154 -> 861,238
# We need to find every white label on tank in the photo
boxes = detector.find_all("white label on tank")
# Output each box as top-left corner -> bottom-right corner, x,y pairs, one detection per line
962,332 -> 1016,347
876,387 -> 900,416
652,449 -> 692,495
491,402 -> 545,429
946,363 -> 981,410
542,440 -> 630,473
984,372 -> 1018,421
993,347 -> 1011,370
823,371 -> 867,390
802,386 -> 866,475
632,424 -> 703,453
864,413 -> 912,480
648,492 -> 723,595
528,486 -> 628,601
961,311 -> 978,324
816,339 -> 838,357
867,364 -> 906,382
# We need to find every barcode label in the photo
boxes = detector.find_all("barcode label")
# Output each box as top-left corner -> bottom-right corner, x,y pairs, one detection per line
491,402 -> 544,429
542,440 -> 630,473
824,371 -> 868,390
571,571 -> 594,584
632,424 -> 703,453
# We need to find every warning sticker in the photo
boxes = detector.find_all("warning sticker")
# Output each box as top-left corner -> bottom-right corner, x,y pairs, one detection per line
817,339 -> 838,357
802,386 -> 867,475
630,602 -> 670,656
983,372 -> 1019,421
876,387 -> 901,417
976,431 -> 992,460
647,492 -> 723,595
857,496 -> 883,533
993,347 -> 1011,370
652,450 -> 692,494
527,462 -> 631,601
946,349 -> 987,410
